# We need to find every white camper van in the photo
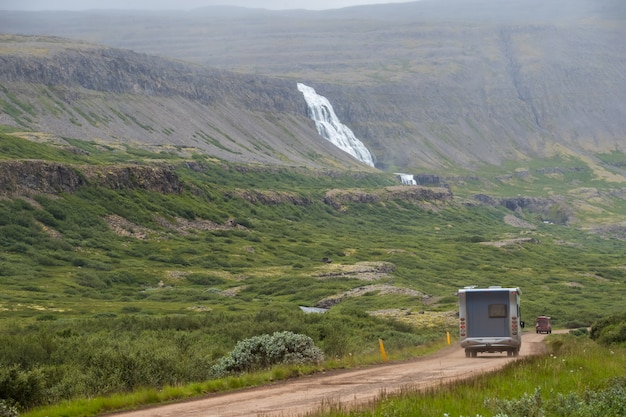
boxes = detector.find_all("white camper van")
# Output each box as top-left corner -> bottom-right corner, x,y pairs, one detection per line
458,286 -> 523,357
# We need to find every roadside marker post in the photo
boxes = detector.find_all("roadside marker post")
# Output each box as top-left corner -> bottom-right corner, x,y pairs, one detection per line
378,338 -> 388,362
447,331 -> 451,345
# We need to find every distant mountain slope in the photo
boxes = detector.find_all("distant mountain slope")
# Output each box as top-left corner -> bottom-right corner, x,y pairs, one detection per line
0,35 -> 368,170
1,0 -> 625,172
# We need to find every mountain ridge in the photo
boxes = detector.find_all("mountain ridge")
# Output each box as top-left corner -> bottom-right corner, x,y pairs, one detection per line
1,0 -> 626,172
0,35 -> 372,170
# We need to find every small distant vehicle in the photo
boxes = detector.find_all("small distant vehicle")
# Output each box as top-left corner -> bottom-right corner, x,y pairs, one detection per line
535,316 -> 552,334
458,286 -> 523,357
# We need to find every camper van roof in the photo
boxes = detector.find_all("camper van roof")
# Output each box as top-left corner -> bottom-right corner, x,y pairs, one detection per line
458,287 -> 522,294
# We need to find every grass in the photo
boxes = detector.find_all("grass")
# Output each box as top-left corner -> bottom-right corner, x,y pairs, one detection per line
22,376 -> 266,417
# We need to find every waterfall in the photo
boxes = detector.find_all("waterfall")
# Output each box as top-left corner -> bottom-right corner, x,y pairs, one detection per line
297,83 -> 375,167
397,173 -> 417,185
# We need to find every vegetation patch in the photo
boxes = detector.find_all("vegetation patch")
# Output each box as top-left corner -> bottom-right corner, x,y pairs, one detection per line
0,133 -> 626,416
314,261 -> 396,281
315,284 -> 427,309
368,309 -> 457,329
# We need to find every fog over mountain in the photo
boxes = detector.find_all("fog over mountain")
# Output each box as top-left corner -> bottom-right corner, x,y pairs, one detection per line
1,0 -> 625,172
1,0 -> 417,11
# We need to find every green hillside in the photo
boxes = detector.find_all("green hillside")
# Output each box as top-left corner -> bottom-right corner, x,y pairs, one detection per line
1,130 -> 626,414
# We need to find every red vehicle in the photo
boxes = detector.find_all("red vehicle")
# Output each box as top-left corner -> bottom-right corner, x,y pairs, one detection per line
535,316 -> 552,334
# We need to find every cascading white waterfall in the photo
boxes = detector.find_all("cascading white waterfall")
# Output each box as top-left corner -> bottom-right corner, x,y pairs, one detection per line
297,83 -> 375,167
397,174 -> 417,185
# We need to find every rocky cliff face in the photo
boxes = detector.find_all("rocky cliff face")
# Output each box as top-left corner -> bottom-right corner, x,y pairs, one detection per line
0,159 -> 454,210
0,36 -> 369,171
311,19 -> 626,170
0,160 -> 85,196
323,186 -> 452,210
0,160 -> 182,196
0,39 -> 301,112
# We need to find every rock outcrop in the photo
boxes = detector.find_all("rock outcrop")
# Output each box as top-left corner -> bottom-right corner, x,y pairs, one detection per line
0,160 -> 85,196
226,189 -> 313,206
0,160 -> 182,196
473,194 -> 572,225
323,186 -> 452,209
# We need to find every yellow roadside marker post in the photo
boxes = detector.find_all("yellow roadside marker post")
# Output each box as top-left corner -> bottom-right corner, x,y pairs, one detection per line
378,338 -> 388,362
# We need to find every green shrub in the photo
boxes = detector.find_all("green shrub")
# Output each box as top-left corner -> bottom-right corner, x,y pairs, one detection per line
211,331 -> 323,377
316,322 -> 358,357
186,273 -> 225,286
0,366 -> 45,410
589,311 -> 626,345
597,322 -> 626,346
569,328 -> 589,337
546,381 -> 626,416
485,387 -> 544,417
483,377 -> 626,417
0,400 -> 18,417
74,271 -> 111,289
232,218 -> 253,228
107,271 -> 150,285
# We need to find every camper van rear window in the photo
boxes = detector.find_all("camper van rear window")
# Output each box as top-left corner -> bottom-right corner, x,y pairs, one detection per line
488,304 -> 507,318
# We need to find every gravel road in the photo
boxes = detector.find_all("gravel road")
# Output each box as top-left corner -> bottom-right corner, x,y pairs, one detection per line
109,331 -> 552,417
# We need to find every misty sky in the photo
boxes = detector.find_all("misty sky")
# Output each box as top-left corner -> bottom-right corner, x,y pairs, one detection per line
0,0 -> 419,11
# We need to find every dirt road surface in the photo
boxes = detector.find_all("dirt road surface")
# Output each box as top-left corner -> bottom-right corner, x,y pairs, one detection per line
110,332 -> 551,417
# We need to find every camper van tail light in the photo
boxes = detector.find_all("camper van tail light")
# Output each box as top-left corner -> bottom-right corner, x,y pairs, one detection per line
511,316 -> 518,335
459,318 -> 466,337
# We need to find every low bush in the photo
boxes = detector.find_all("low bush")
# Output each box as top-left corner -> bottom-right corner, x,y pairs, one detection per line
211,331 -> 324,377
0,400 -> 19,417
0,366 -> 46,410
185,273 -> 226,286
589,311 -> 626,345
484,377 -> 626,417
